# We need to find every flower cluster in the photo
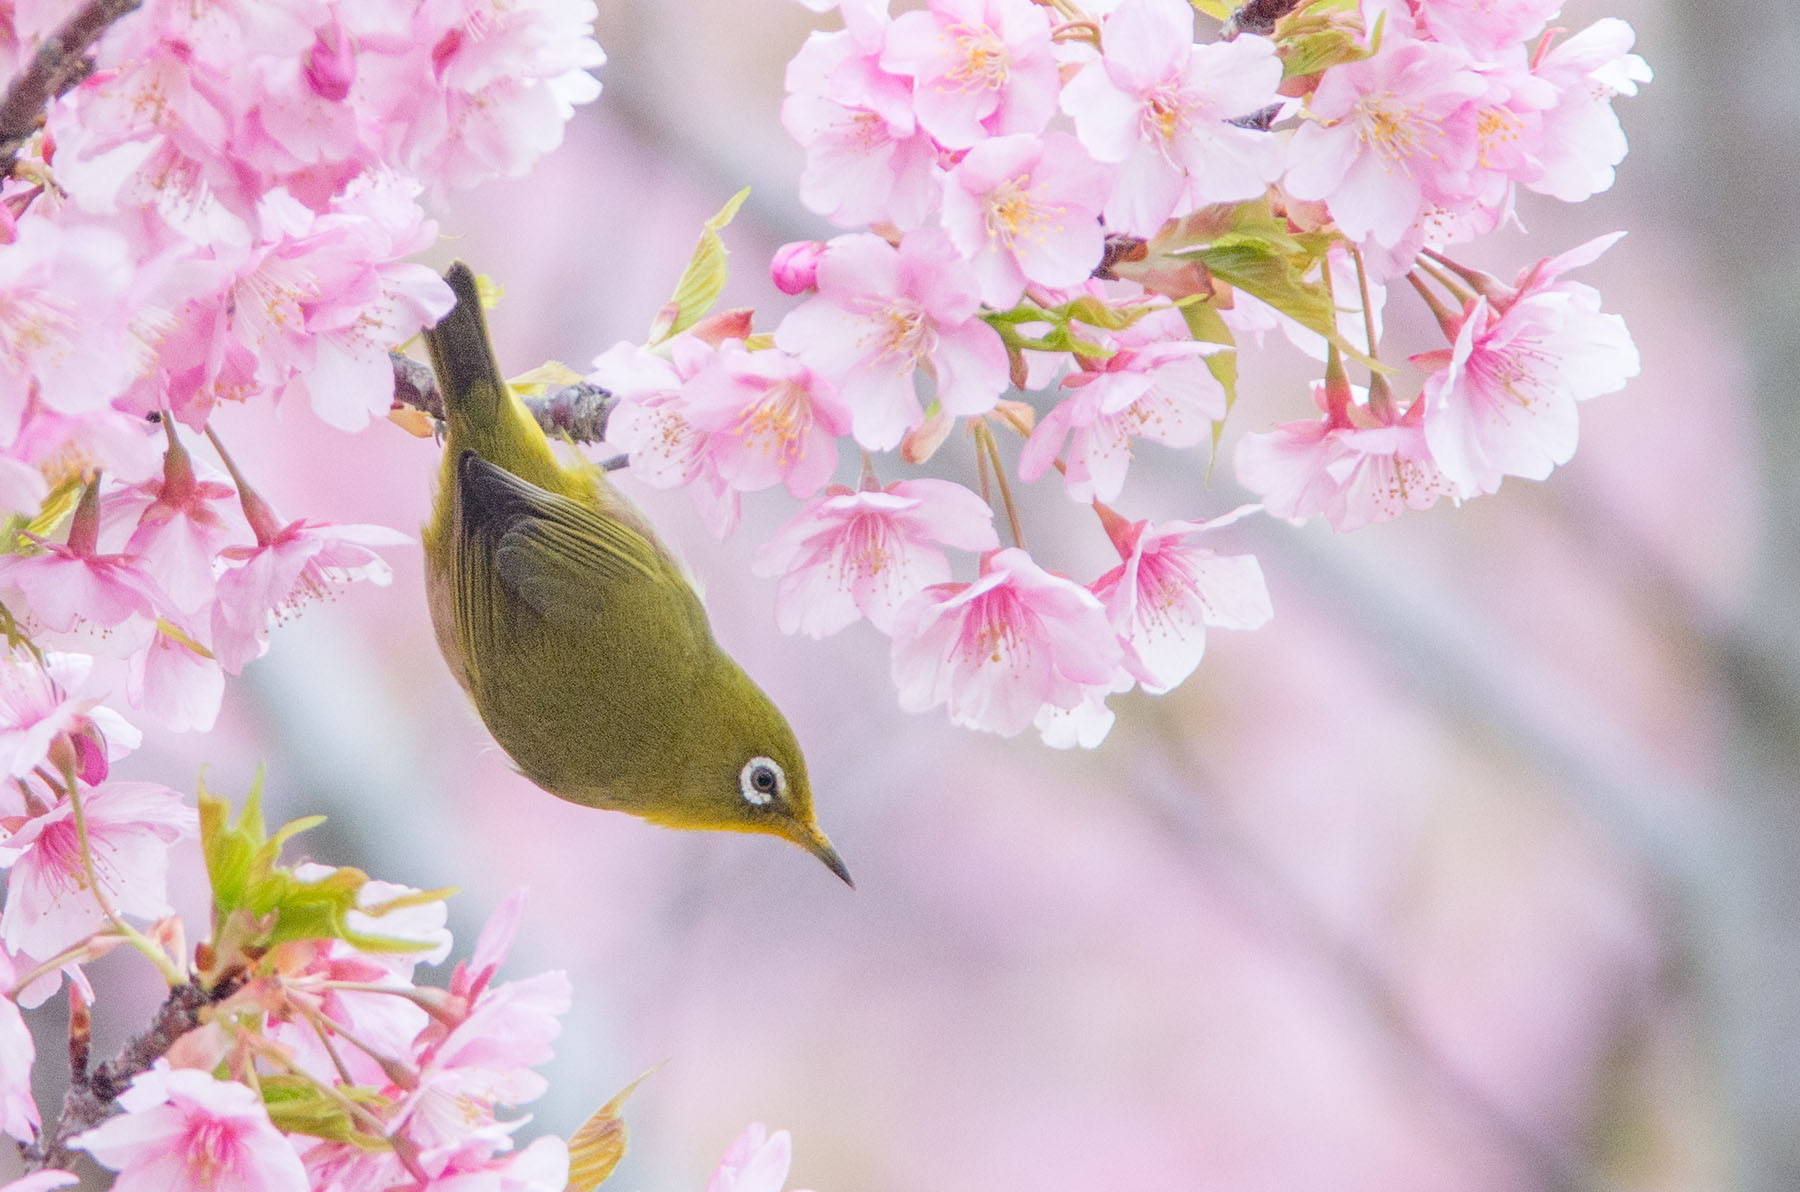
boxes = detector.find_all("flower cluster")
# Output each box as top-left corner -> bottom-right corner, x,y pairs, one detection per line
585,0 -> 1644,746
0,0 -> 605,766
1,762 -> 817,1192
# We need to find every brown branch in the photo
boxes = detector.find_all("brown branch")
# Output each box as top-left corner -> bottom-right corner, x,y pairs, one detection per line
390,351 -> 620,448
0,0 -> 143,169
1223,0 -> 1303,37
24,981 -> 230,1173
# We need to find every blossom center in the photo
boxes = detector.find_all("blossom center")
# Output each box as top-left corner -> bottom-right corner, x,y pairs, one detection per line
982,175 -> 1059,251
1353,93 -> 1431,171
943,23 -> 1010,94
184,1115 -> 243,1181
731,381 -> 812,467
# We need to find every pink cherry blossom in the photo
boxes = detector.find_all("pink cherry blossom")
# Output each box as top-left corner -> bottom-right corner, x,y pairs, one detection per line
1234,380 -> 1456,531
940,132 -> 1113,308
392,891 -> 569,1168
0,495 -> 168,659
1018,308 -> 1228,502
752,478 -> 1000,637
211,504 -> 409,675
1061,0 -> 1285,236
1285,35 -> 1486,248
0,781 -> 196,959
119,435 -> 240,616
595,337 -> 743,537
1417,234 -> 1639,497
1528,19 -> 1652,203
775,228 -> 1010,451
783,22 -> 941,230
1415,0 -> 1562,57
0,649 -> 139,782
1089,506 -> 1273,694
0,947 -> 36,1144
74,1064 -> 308,1192
879,0 -> 1060,149
891,547 -> 1122,736
681,341 -> 850,499
707,1123 -> 814,1192
126,625 -> 225,734
398,0 -> 606,193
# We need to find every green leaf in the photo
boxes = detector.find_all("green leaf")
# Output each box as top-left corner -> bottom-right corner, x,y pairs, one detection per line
1179,301 -> 1239,416
262,1076 -> 392,1149
1189,0 -> 1232,19
200,774 -> 455,974
649,188 -> 751,345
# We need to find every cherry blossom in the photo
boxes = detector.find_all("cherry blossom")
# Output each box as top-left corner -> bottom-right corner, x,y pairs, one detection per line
681,341 -> 851,499
595,337 -> 743,537
0,781 -> 196,959
707,1123 -> 814,1192
753,478 -> 1000,637
1019,308 -> 1228,503
1417,235 -> 1639,497
1089,506 -> 1273,694
0,487 -> 168,660
118,434 -> 240,616
1061,0 -> 1285,237
783,18 -> 941,230
891,548 -> 1122,737
1285,35 -> 1486,248
0,649 -> 139,782
1528,19 -> 1653,203
74,1064 -> 309,1192
879,0 -> 1060,149
940,132 -> 1113,308
211,504 -> 409,674
1234,380 -> 1456,531
775,228 -> 1009,451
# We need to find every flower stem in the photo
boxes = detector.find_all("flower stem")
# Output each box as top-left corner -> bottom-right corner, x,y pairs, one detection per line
973,419 -> 1026,550
60,762 -> 184,987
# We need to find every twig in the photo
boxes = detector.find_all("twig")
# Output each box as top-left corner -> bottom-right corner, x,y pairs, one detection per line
0,0 -> 143,169
26,980 -> 233,1172
390,352 -> 618,446
1223,0 -> 1303,37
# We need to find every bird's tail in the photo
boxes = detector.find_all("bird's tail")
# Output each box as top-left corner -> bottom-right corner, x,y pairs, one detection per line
425,262 -> 510,439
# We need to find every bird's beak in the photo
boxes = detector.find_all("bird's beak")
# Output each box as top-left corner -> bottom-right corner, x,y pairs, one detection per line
788,821 -> 854,888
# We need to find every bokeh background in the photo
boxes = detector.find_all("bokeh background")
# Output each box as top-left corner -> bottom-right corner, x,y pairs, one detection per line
32,0 -> 1800,1188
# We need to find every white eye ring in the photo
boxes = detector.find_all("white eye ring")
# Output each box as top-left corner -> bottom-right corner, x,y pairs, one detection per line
739,757 -> 785,806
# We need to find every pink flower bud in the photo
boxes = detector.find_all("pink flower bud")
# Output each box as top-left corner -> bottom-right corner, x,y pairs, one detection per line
770,240 -> 826,295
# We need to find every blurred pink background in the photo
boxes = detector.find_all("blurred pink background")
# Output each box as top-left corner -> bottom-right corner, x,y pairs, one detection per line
37,0 -> 1800,1188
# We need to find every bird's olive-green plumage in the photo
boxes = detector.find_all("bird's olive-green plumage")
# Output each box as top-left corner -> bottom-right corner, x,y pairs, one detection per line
421,262 -> 848,885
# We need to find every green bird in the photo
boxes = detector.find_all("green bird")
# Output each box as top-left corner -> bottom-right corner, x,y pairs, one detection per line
420,262 -> 850,885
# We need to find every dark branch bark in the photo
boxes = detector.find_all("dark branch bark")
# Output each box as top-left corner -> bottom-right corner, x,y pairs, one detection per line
1223,0 -> 1302,37
390,351 -> 618,447
24,982 -> 219,1173
0,0 -> 143,169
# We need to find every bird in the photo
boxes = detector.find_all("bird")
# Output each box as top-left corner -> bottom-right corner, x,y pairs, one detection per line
419,262 -> 850,886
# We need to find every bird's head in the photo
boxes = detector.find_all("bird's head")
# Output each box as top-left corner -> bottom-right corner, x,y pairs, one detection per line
667,661 -> 851,887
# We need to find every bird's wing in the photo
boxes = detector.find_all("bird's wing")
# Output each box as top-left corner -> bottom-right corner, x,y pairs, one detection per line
455,451 -> 674,625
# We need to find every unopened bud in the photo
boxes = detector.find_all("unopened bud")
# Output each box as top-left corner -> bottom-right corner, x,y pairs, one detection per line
770,240 -> 826,295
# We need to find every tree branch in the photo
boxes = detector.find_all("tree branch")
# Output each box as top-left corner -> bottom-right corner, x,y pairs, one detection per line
24,981 -> 229,1173
390,352 -> 618,447
0,0 -> 143,170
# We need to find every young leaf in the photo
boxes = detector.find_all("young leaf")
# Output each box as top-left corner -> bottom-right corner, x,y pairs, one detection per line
568,1069 -> 658,1189
649,188 -> 751,346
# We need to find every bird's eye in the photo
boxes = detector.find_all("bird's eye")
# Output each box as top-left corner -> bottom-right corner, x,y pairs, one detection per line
738,757 -> 785,806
